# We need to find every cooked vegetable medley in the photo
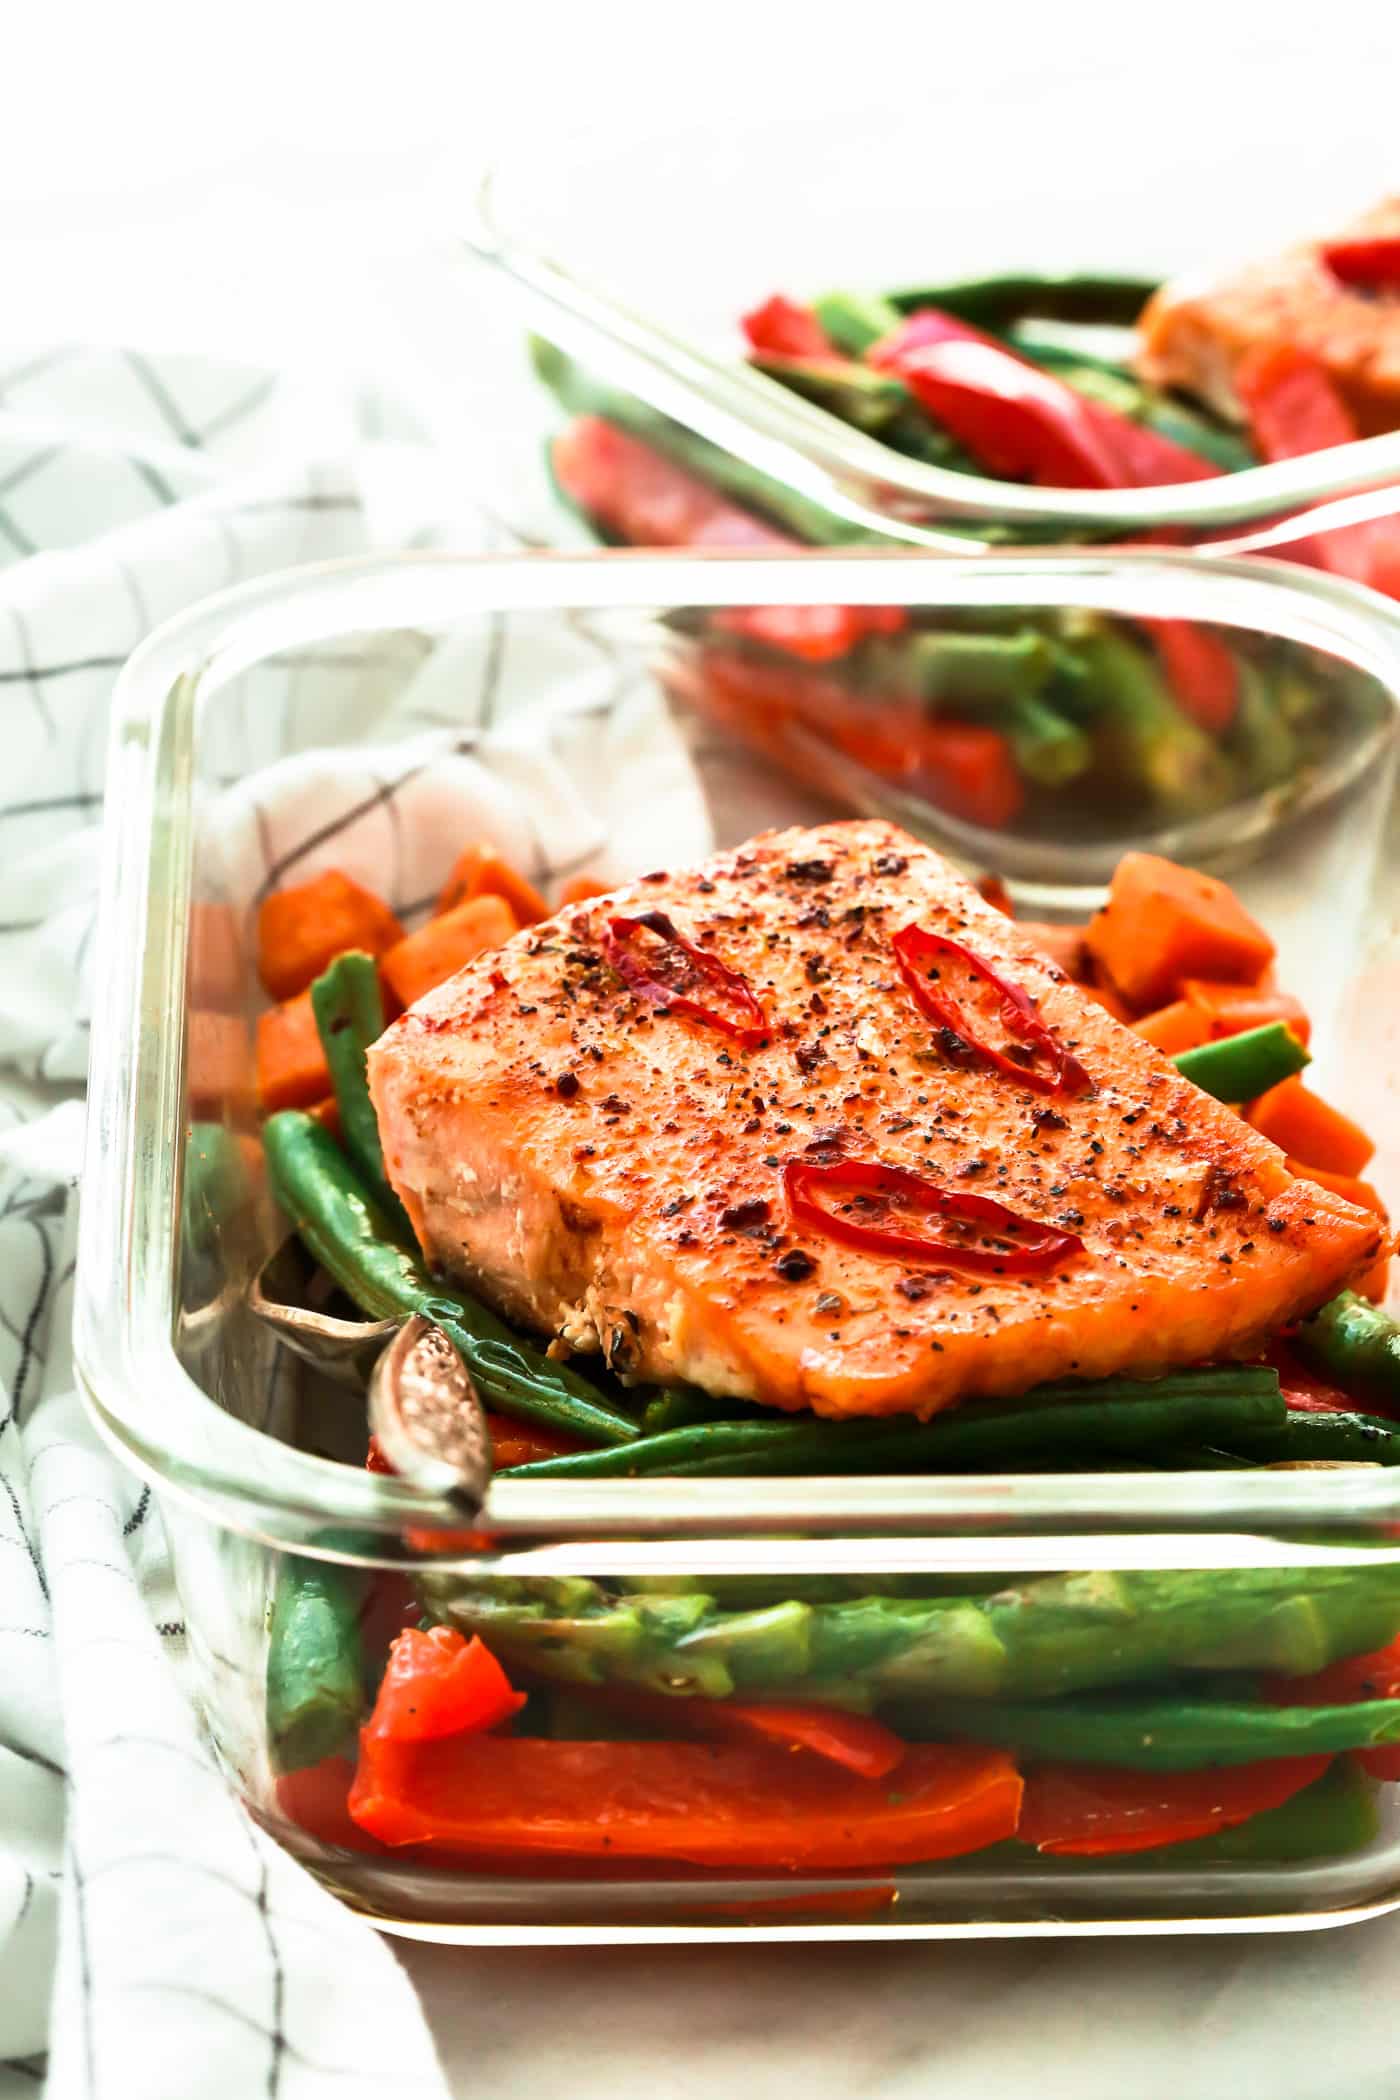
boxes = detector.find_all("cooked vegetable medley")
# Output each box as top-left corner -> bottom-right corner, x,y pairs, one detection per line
530,199 -> 1400,834
234,816 -> 1400,1881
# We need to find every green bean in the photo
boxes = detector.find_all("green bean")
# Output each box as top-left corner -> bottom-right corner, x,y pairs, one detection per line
262,1110 -> 639,1447
531,338 -> 882,546
1071,628 -> 1235,816
811,288 -> 904,356
1173,1022 -> 1310,1104
640,1387 -> 764,1436
900,629 -> 1054,704
999,694 -> 1094,787
183,1122 -> 252,1259
426,1564 -> 1400,1707
266,1549 -> 366,1771
748,354 -> 909,435
1178,1406 -> 1400,1469
1296,1294 -> 1400,1415
1224,661 -> 1299,794
502,1368 -> 1284,1479
309,951 -> 412,1238
907,1686 -> 1400,1771
888,272 -> 1161,329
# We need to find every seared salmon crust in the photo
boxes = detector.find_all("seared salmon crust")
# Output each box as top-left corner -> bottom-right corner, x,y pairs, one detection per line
368,821 -> 1380,1418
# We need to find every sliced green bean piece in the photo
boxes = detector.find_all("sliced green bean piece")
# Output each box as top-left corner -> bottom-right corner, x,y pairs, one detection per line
908,1687 -> 1400,1770
1173,1022 -> 1310,1104
267,1550 -> 366,1771
1296,1294 -> 1400,1414
309,950 -> 412,1238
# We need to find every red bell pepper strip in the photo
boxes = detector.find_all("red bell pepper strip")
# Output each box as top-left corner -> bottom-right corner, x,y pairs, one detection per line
1263,1635 -> 1400,1781
1234,343 -> 1357,458
880,337 -> 1127,488
1262,1342 -> 1359,1416
550,418 -> 904,661
1142,620 -> 1240,736
892,925 -> 1093,1096
348,1733 -> 1022,1867
604,909 -> 770,1050
276,1755 -> 384,1852
783,1155 -> 1085,1275
910,722 -> 1025,831
1232,346 -> 1400,598
1321,237 -> 1400,292
1019,1754 -> 1331,1855
680,648 -> 1021,829
741,294 -> 839,361
366,1626 -> 525,1746
569,1687 -> 906,1779
870,310 -> 1218,488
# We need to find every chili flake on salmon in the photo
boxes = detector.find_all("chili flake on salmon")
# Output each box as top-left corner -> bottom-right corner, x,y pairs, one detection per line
367,821 -> 1380,1419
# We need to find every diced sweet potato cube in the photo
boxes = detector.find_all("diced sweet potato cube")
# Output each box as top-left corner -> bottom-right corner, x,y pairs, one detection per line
1086,853 -> 1274,1012
257,871 -> 403,1000
1248,1077 -> 1375,1178
437,846 -> 548,927
380,895 -> 517,1010
256,992 -> 330,1111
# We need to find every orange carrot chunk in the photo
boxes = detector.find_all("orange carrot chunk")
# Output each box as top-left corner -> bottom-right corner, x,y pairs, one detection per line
256,871 -> 404,1001
1085,852 -> 1275,1013
188,1011 -> 255,1120
1181,978 -> 1311,1047
1133,1000 -> 1214,1055
1247,1076 -> 1375,1178
255,992 -> 330,1111
380,894 -> 518,1009
437,845 -> 548,927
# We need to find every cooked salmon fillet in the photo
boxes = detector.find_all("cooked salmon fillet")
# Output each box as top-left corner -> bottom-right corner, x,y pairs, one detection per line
1137,198 -> 1400,434
368,821 -> 1380,1418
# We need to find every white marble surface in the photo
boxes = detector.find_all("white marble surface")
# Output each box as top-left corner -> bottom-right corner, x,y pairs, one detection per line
401,1923 -> 1400,2099
8,4 -> 1400,2091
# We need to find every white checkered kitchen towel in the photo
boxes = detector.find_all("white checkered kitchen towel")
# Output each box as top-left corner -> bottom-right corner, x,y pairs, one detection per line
0,344 -> 709,2097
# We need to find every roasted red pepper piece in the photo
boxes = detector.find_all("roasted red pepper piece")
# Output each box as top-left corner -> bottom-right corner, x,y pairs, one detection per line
1264,1635 -> 1400,1780
1321,237 -> 1400,291
1020,1755 -> 1331,1855
570,1687 -> 906,1779
604,909 -> 770,1049
893,925 -> 1092,1096
276,1755 -> 384,1851
870,310 -> 1217,488
881,336 -> 1127,488
366,1626 -> 525,1746
348,1733 -> 1022,1867
550,417 -> 904,659
1233,346 -> 1400,598
1142,620 -> 1240,735
909,722 -> 1025,831
741,294 -> 839,361
783,1155 -> 1084,1275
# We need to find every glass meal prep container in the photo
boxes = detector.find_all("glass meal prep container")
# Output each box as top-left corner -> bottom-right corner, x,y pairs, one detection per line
76,544 -> 1400,1942
375,121 -> 1400,875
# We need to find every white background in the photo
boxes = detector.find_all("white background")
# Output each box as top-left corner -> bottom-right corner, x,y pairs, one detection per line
8,2 -> 1400,2093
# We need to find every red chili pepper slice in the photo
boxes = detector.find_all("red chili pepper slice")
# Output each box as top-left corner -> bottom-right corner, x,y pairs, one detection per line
892,925 -> 1092,1096
604,910 -> 770,1050
1321,236 -> 1400,292
783,1156 -> 1084,1275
